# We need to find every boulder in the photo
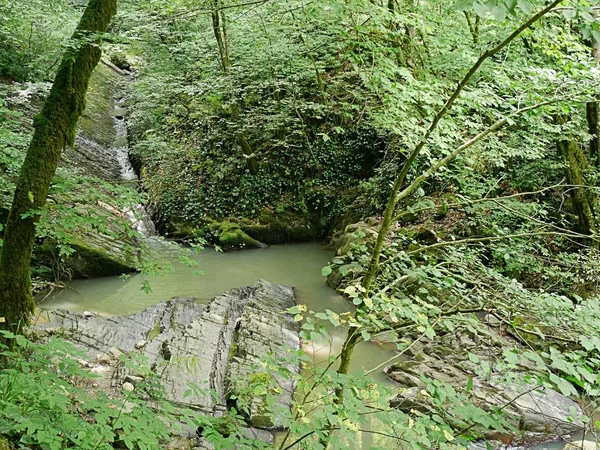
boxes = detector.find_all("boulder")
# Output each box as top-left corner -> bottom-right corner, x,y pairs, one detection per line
37,280 -> 300,432
210,221 -> 262,249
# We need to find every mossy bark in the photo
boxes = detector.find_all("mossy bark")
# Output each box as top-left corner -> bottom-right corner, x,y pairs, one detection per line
586,101 -> 599,164
0,0 -> 117,334
586,40 -> 600,165
557,135 -> 597,246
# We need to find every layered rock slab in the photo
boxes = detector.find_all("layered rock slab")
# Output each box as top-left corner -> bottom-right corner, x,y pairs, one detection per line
37,279 -> 300,430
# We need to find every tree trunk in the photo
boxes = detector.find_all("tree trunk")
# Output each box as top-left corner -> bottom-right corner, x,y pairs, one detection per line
558,137 -> 598,244
212,1 -> 230,73
586,40 -> 600,164
586,101 -> 599,163
0,0 -> 117,335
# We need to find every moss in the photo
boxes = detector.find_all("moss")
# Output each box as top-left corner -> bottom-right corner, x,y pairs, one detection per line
77,63 -> 119,146
65,243 -> 134,278
219,225 -> 261,249
35,239 -> 135,279
148,319 -> 161,341
168,221 -> 206,241
250,414 -> 272,429
206,221 -> 261,249
238,208 -> 318,244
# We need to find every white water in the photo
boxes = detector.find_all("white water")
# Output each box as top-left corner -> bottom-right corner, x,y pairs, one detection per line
112,95 -> 156,237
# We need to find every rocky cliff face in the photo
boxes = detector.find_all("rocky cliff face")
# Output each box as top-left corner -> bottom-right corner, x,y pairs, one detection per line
2,61 -> 141,280
37,279 -> 300,444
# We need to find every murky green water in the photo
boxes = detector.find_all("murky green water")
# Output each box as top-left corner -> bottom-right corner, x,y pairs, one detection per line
39,242 -> 396,385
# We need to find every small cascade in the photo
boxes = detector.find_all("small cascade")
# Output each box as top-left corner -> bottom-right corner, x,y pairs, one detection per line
112,94 -> 157,238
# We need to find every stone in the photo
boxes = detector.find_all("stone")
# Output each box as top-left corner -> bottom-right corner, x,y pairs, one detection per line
388,325 -> 585,440
168,437 -> 193,450
565,440 -> 600,449
83,311 -> 95,318
124,375 -> 144,385
37,280 -> 300,434
122,382 -> 135,393
135,340 -> 147,349
109,347 -> 123,358
96,353 -> 112,364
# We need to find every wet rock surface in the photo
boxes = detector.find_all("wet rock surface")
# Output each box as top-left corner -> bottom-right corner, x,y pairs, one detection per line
4,62 -> 139,278
387,323 -> 585,447
37,280 -> 300,441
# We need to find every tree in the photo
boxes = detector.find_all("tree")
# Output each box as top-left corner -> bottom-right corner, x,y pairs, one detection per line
0,0 -> 117,335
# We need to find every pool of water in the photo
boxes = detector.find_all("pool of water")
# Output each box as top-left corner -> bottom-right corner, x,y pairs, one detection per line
38,242 -> 397,385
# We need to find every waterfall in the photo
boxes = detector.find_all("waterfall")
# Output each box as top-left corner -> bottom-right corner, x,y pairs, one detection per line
112,95 -> 157,238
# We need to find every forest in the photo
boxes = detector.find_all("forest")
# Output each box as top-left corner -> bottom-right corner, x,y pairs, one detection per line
2,0 -> 600,449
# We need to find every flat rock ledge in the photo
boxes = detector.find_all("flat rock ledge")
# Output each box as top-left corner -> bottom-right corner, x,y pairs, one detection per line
36,279 -> 300,446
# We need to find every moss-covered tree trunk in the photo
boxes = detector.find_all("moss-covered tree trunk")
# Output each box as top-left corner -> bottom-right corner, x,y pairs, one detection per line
586,41 -> 600,164
0,0 -> 117,334
556,129 -> 598,246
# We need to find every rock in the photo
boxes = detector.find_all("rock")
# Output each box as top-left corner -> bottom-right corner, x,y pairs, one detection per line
122,382 -> 135,393
388,325 -> 585,439
125,375 -> 144,385
96,353 -> 112,364
210,221 -> 262,249
565,440 -> 600,449
109,347 -> 124,358
330,221 -> 379,257
168,437 -> 193,450
83,311 -> 95,318
238,208 -> 318,245
507,384 -> 583,434
37,280 -> 300,433
135,340 -> 147,349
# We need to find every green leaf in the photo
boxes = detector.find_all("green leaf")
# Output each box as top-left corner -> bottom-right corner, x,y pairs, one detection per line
466,376 -> 473,392
321,265 -> 332,276
491,5 -> 507,21
517,0 -> 532,14
561,8 -> 576,20
473,2 -> 488,17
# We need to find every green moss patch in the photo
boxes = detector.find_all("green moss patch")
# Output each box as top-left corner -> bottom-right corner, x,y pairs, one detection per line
238,208 -> 318,245
214,221 -> 261,249
77,63 -> 120,146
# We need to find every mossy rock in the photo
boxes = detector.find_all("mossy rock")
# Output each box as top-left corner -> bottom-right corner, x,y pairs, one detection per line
211,221 -> 262,249
167,221 -> 206,241
238,208 -> 318,245
35,239 -> 135,279
78,63 -> 120,147
330,221 -> 379,256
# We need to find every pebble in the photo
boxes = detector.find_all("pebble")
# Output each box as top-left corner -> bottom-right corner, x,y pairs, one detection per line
122,382 -> 135,393
96,353 -> 111,364
125,375 -> 144,385
135,340 -> 147,349
109,347 -> 123,358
